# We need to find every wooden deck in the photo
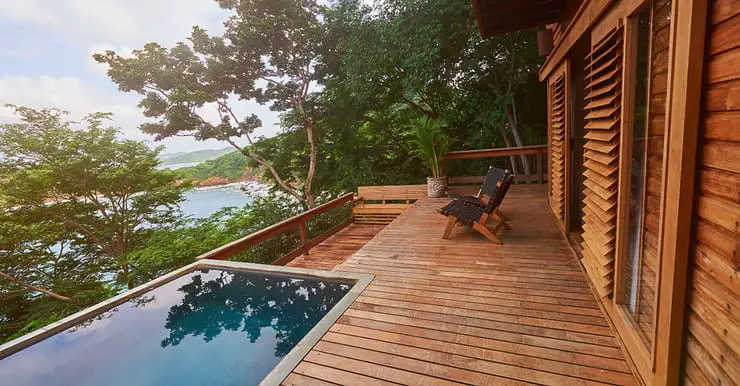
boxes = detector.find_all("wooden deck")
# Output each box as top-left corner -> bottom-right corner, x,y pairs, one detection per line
283,185 -> 636,385
288,224 -> 384,270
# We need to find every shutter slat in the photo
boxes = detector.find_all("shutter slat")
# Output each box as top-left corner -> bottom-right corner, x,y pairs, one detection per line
581,26 -> 623,299
549,74 -> 567,226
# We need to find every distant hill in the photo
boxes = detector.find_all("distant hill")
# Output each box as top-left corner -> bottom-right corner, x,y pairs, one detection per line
158,151 -> 187,161
159,147 -> 234,166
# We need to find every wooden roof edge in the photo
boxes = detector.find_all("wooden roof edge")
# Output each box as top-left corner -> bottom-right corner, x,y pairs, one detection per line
472,0 -> 566,38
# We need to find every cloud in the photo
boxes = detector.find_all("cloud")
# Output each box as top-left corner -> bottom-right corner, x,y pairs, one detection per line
0,75 -> 149,140
0,1 -> 302,153
86,44 -> 135,78
0,0 -> 229,48
0,75 -> 281,153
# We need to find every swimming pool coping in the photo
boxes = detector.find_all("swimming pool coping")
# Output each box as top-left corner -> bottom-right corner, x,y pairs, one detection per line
0,260 -> 374,386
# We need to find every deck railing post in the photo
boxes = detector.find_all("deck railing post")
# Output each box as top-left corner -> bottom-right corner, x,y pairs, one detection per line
536,152 -> 544,184
299,221 -> 309,255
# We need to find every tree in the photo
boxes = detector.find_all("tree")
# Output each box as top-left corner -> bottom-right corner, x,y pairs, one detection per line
94,0 -> 326,207
0,211 -> 114,342
128,194 -> 302,282
457,29 -> 543,174
0,106 -> 185,289
326,0 -> 544,176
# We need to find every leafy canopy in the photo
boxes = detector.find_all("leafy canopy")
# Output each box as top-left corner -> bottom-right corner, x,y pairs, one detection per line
0,105 -> 185,287
94,0 -> 326,206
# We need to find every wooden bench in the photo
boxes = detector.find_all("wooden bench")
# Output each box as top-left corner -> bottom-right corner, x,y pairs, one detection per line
353,185 -> 427,224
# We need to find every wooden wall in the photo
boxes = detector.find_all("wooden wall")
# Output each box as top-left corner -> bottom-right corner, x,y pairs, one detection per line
681,0 -> 740,384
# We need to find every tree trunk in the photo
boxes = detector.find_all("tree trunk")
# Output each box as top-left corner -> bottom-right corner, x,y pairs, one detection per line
498,126 -> 521,175
225,139 -> 306,205
507,103 -> 532,175
303,119 -> 317,208
0,271 -> 71,301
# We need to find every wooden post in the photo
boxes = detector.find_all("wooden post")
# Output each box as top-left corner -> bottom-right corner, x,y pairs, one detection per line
298,221 -> 309,255
536,152 -> 543,184
653,0 -> 707,383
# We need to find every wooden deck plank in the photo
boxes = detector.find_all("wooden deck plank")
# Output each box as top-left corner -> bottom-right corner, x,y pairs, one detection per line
287,223 -> 384,270
328,323 -> 629,379
322,330 -> 633,385
282,373 -> 339,386
313,341 -> 530,385
285,185 -> 636,385
291,362 -> 398,386
343,307 -> 621,358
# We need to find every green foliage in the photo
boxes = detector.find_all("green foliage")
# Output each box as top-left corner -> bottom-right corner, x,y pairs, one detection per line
94,0 -> 327,205
411,117 -> 454,178
0,106 -> 184,341
173,151 -> 257,182
0,106 -> 185,285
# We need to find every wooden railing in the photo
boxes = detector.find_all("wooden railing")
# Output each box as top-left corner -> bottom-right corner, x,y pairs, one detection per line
195,193 -> 355,265
447,145 -> 548,184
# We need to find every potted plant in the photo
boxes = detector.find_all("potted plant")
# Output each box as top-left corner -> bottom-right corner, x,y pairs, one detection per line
412,117 -> 453,198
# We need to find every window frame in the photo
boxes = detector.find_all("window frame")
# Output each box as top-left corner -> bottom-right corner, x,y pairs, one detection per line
614,1 -> 658,354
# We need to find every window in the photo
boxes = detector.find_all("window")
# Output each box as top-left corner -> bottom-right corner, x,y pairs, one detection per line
619,0 -> 672,349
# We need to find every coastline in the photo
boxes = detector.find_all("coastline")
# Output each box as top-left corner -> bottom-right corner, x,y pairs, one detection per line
189,180 -> 272,199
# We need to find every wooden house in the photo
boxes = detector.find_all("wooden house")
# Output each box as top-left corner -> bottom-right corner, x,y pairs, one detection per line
474,0 -> 739,384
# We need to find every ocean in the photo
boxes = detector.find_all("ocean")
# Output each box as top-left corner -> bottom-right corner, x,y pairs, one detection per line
179,184 -> 256,218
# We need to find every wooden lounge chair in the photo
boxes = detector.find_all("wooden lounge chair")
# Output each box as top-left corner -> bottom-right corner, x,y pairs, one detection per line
448,166 -> 506,202
440,174 -> 514,244
448,166 -> 511,222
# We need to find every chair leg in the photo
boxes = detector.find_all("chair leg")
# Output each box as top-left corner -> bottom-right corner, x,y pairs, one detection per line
490,219 -> 506,235
472,222 -> 503,244
492,212 -> 511,230
495,209 -> 509,221
443,216 -> 459,239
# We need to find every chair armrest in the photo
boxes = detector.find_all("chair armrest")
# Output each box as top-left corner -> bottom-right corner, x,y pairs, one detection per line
448,194 -> 484,207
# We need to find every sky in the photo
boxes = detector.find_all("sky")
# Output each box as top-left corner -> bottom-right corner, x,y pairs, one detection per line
0,0 -> 285,154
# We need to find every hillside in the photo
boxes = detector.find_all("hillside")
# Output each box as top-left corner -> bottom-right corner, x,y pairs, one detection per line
174,151 -> 260,186
159,147 -> 234,165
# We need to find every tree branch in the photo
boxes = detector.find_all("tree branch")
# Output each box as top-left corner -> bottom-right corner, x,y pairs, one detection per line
217,101 -> 256,146
261,77 -> 298,95
223,138 -> 306,203
186,107 -> 306,203
0,271 -> 71,301
401,96 -> 437,119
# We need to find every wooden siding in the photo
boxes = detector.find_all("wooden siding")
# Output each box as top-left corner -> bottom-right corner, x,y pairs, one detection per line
285,185 -> 636,385
581,26 -> 623,299
550,74 -> 567,227
682,0 -> 740,384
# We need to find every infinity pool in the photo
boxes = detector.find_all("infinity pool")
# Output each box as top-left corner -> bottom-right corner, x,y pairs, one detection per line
0,262 -> 370,386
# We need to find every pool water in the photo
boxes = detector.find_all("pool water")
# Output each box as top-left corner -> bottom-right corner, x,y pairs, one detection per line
0,269 -> 352,386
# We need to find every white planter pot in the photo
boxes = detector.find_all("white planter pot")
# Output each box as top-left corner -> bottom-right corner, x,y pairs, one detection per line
426,176 -> 448,198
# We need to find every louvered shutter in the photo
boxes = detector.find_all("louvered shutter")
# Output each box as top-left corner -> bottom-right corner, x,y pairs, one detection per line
580,27 -> 623,299
549,74 -> 566,226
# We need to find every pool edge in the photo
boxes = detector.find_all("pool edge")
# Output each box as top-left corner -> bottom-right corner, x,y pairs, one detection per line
259,266 -> 374,386
0,259 -> 374,386
0,261 -> 201,359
